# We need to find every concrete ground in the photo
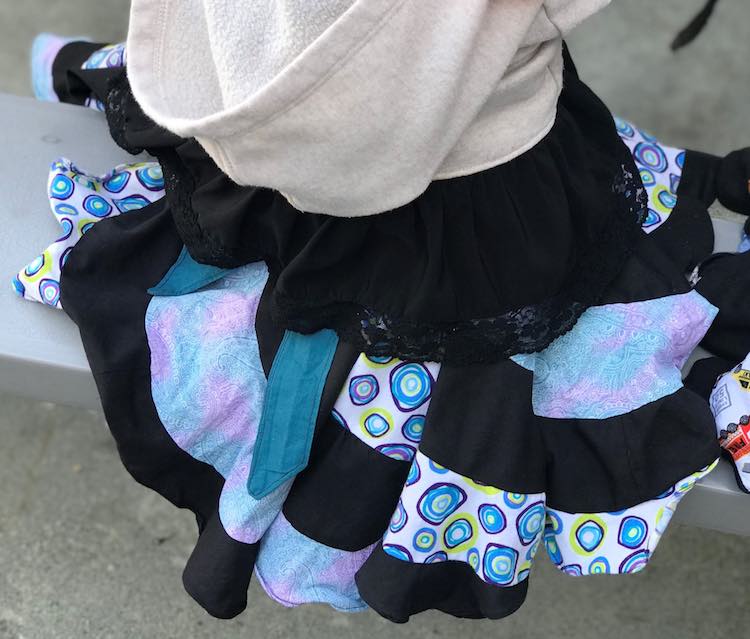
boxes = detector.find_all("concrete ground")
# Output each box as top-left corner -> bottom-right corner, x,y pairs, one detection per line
1,1 -> 749,638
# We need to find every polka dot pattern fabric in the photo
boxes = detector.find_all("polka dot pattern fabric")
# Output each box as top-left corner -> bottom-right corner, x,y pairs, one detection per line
331,354 -> 440,461
82,43 -> 127,112
13,158 -> 165,309
378,449 -> 716,586
382,451 -> 544,587
81,42 -> 127,70
544,460 -> 717,577
615,117 -> 685,233
326,345 -> 717,592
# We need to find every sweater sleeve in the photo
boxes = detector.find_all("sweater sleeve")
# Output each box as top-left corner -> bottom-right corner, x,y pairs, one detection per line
544,0 -> 611,34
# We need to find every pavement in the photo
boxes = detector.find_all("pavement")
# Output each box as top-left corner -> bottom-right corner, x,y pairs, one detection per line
0,1 -> 749,637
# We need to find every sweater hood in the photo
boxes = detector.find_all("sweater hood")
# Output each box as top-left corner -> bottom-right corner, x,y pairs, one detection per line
127,0 -> 610,216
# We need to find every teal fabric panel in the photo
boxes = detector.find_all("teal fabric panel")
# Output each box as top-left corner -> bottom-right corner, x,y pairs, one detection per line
248,329 -> 339,499
148,245 -> 230,296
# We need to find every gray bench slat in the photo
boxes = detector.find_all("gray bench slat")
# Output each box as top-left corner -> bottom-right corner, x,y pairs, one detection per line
0,94 -> 143,407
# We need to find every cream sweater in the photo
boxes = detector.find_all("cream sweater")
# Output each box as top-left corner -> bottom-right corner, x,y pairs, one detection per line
126,0 -> 610,216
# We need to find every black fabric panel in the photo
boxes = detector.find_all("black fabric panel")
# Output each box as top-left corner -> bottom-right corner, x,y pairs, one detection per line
597,231 -> 692,306
562,41 -> 579,78
317,340 -> 361,425
542,387 -> 720,513
717,148 -> 750,216
182,513 -> 259,619
684,356 -> 734,401
648,198 -> 714,274
51,40 -> 106,104
94,366 -> 223,520
59,202 -> 259,617
418,360 -> 545,494
59,202 -> 222,510
696,251 -> 750,362
69,68 -> 122,104
255,273 -> 285,377
680,149 -> 720,207
644,148 -> 719,275
283,418 -> 410,551
355,544 -> 529,623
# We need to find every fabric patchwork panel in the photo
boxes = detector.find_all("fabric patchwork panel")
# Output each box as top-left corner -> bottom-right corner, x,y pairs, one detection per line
615,117 -> 685,232
332,354 -> 440,461
81,42 -> 126,69
282,413 -> 413,551
544,460 -> 717,576
13,158 -> 164,308
255,513 -> 373,612
381,451 -> 545,588
513,291 -> 717,419
147,263 -> 290,544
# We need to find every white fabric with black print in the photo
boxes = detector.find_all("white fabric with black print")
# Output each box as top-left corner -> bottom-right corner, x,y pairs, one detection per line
710,352 -> 750,493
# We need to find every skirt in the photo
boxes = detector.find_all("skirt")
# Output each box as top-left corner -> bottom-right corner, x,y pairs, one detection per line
17,37 -> 723,622
53,198 -> 719,621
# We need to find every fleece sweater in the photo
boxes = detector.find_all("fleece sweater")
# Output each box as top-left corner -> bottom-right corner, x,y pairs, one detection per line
126,0 -> 610,216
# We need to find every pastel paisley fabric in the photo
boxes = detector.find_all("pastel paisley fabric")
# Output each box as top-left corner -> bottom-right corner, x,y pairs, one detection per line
255,513 -> 373,612
147,263 -> 378,611
615,117 -> 685,232
13,159 -> 165,309
513,291 -> 717,419
147,263 -> 287,544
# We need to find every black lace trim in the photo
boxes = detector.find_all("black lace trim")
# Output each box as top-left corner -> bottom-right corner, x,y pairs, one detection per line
104,75 -> 647,364
158,147 -> 241,270
104,71 -> 186,157
104,71 -> 145,155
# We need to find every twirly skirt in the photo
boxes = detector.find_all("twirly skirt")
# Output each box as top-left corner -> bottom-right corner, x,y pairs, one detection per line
13,37 -> 723,622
